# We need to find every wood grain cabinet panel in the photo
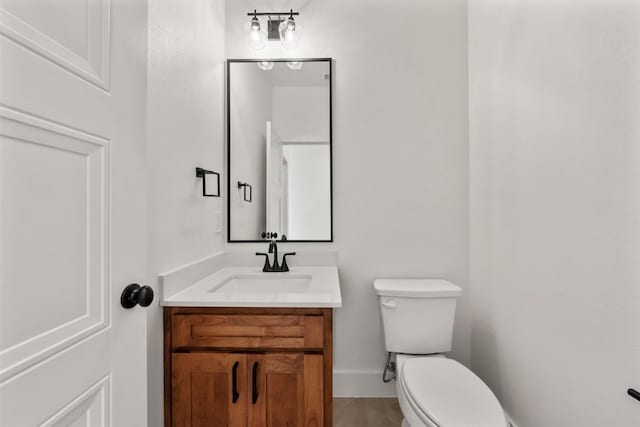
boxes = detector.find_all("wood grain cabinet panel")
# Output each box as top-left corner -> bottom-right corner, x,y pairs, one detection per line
172,353 -> 247,427
246,353 -> 324,427
172,314 -> 324,350
165,307 -> 333,427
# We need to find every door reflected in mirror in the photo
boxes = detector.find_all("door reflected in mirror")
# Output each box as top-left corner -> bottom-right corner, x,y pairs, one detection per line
227,59 -> 332,242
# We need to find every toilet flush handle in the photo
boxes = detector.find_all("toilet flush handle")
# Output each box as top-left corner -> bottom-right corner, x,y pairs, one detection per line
381,299 -> 397,309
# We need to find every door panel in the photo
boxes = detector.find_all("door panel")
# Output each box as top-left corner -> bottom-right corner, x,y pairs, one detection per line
0,330 -> 110,426
303,354 -> 324,427
0,0 -> 110,89
192,372 -> 229,426
258,353 -> 324,427
0,0 -> 147,425
0,108 -> 109,380
246,355 -> 265,427
46,375 -> 109,427
173,353 -> 247,427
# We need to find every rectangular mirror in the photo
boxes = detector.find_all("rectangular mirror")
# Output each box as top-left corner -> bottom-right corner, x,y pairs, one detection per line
227,58 -> 333,242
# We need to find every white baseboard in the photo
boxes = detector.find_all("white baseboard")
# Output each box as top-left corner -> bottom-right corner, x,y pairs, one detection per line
333,370 -> 397,397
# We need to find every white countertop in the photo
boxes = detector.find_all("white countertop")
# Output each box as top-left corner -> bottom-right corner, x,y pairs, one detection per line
161,266 -> 342,308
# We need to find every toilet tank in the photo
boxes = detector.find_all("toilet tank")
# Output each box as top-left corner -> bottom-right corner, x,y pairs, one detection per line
374,279 -> 462,354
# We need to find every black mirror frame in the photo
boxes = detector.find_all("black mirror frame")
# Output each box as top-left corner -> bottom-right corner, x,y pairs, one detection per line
226,58 -> 334,243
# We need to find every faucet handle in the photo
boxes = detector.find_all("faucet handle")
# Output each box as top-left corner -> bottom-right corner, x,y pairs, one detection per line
255,252 -> 271,272
280,252 -> 296,272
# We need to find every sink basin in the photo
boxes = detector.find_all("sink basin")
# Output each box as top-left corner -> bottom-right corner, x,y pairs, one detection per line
210,274 -> 312,294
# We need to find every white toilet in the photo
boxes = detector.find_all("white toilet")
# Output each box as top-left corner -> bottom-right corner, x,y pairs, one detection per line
374,279 -> 508,427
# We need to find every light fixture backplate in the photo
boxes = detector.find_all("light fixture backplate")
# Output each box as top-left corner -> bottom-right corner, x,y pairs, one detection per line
267,19 -> 282,40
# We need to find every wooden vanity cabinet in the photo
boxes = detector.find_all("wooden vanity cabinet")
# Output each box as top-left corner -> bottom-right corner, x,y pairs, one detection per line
164,307 -> 333,427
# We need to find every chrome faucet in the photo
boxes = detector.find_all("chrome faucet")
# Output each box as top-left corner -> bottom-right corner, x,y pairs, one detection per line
256,237 -> 295,272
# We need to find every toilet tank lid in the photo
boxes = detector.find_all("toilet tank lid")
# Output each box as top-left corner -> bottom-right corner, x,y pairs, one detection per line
373,279 -> 461,298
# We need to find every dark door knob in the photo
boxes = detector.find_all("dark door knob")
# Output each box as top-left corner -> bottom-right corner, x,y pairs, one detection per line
121,283 -> 154,309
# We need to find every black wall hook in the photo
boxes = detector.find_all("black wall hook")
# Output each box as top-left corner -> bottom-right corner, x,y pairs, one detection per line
195,167 -> 220,197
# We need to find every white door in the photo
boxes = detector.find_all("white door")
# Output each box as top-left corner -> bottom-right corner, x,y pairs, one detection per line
280,155 -> 289,237
0,0 -> 148,426
265,121 -> 284,236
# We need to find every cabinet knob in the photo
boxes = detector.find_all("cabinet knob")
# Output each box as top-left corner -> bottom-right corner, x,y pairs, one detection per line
120,284 -> 154,309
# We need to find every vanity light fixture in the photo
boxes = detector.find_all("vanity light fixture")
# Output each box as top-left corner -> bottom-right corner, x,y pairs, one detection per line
279,10 -> 300,49
246,10 -> 266,50
286,61 -> 303,70
257,61 -> 274,71
246,9 -> 301,50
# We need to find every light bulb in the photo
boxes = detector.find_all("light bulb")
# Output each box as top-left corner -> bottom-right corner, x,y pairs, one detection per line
287,61 -> 303,70
257,61 -> 274,71
286,18 -> 296,32
279,16 -> 300,49
250,16 -> 260,32
246,14 -> 265,50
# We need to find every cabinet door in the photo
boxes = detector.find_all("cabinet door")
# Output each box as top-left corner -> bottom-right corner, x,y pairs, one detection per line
247,353 -> 324,427
173,353 -> 247,427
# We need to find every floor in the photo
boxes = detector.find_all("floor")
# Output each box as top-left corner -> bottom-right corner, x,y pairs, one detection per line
333,398 -> 404,427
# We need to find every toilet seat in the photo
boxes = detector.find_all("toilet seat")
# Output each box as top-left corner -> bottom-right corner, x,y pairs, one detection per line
399,357 -> 507,427
399,373 -> 439,427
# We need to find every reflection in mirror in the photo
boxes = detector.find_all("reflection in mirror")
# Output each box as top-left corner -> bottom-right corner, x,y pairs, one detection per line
228,59 -> 332,242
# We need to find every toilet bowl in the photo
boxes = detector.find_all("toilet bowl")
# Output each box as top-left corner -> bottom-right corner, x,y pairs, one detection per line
396,354 -> 506,427
374,279 -> 508,427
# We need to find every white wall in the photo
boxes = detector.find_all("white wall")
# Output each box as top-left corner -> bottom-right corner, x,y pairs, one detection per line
468,1 -> 640,425
273,86 -> 330,142
226,0 -> 470,395
146,0 -> 226,425
229,63 -> 271,239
